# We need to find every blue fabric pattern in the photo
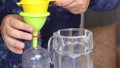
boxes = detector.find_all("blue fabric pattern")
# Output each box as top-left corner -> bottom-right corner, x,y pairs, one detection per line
0,0 -> 120,68
90,0 -> 120,11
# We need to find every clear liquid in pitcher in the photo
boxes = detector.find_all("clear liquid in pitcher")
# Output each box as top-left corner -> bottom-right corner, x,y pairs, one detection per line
53,47 -> 93,68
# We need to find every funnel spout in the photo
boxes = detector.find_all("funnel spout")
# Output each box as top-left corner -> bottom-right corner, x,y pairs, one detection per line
20,12 -> 50,48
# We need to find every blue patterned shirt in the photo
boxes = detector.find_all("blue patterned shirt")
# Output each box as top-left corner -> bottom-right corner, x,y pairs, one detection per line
0,0 -> 120,68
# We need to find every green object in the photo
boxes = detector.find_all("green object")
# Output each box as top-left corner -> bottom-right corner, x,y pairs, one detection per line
20,12 -> 50,48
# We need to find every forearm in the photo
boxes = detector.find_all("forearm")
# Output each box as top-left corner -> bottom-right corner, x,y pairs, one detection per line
89,0 -> 120,11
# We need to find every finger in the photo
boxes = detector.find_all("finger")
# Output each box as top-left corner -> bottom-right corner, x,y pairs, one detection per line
4,35 -> 25,50
7,45 -> 23,54
63,1 -> 82,13
7,25 -> 32,40
63,0 -> 89,14
9,19 -> 33,32
54,0 -> 74,7
68,6 -> 85,14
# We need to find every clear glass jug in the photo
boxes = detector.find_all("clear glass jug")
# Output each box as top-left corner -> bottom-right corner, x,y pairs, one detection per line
22,38 -> 50,68
48,28 -> 93,68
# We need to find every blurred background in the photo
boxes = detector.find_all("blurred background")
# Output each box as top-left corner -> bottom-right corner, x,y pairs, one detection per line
84,5 -> 120,68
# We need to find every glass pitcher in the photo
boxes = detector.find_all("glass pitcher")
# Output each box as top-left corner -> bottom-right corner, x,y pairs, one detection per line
22,38 -> 50,68
48,28 -> 93,68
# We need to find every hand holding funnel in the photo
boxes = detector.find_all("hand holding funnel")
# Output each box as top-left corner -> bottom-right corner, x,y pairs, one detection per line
20,12 -> 50,48
17,0 -> 54,48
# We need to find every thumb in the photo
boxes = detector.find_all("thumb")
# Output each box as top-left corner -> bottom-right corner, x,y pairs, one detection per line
53,0 -> 74,7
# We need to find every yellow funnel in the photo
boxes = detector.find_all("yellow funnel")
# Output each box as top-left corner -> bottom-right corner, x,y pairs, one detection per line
20,0 -> 49,3
20,12 -> 50,48
22,3 -> 49,14
17,0 -> 55,14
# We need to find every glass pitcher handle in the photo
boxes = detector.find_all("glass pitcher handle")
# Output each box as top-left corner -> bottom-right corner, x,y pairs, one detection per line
48,36 -> 54,64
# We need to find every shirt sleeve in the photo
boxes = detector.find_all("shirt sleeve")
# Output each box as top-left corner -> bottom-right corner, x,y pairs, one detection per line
89,0 -> 120,11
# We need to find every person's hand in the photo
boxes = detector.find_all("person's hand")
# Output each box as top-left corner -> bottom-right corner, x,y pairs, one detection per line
54,0 -> 90,14
0,14 -> 33,54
